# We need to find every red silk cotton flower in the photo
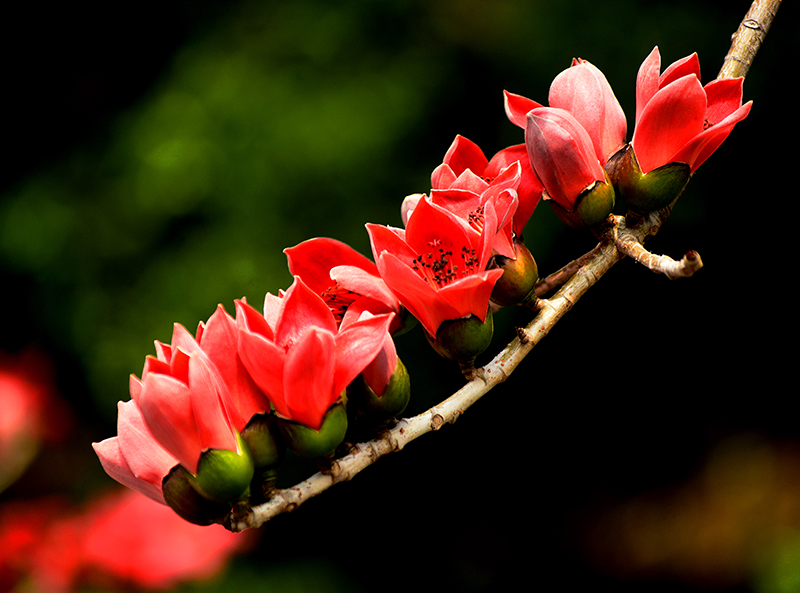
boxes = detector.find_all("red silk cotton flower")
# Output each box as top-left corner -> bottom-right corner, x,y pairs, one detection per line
235,276 -> 394,430
366,195 -> 503,338
632,46 -> 752,174
284,237 -> 403,397
425,134 -> 543,239
128,324 -> 243,477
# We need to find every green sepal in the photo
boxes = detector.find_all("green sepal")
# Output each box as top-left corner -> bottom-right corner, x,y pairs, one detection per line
425,308 -> 493,364
241,412 -> 285,471
605,144 -> 691,214
162,464 -> 232,526
548,174 -> 616,229
276,401 -> 348,459
489,239 -> 539,307
347,356 -> 411,424
194,431 -> 254,503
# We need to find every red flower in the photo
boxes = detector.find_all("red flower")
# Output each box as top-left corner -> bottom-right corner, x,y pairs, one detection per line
631,46 -> 752,174
284,237 -> 403,397
525,107 -> 607,212
80,489 -> 249,590
93,398 -> 178,505
130,323 -> 242,476
548,58 -> 627,163
366,195 -> 503,337
236,276 -> 394,430
426,135 -> 543,239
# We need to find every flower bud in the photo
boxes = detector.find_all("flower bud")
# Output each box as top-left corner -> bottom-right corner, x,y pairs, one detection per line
489,239 -> 539,307
193,431 -> 254,503
162,464 -> 232,526
348,357 -> 411,424
276,401 -> 348,459
425,308 -> 493,365
605,144 -> 690,214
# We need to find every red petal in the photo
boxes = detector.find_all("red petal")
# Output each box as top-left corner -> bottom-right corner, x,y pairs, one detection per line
361,334 -> 398,397
635,46 -> 662,125
284,237 -> 379,295
366,223 -> 413,265
632,75 -> 706,174
504,90 -> 544,129
332,312 -> 393,397
670,101 -> 752,173
376,251 -> 461,336
486,144 -> 543,236
703,78 -> 745,125
274,277 -> 337,348
282,327 -> 336,429
437,269 -> 503,323
199,305 -> 270,431
441,135 -> 489,177
237,326 -> 287,418
660,52 -> 701,87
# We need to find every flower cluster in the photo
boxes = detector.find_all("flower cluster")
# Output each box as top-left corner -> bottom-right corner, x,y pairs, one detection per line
94,45 -> 750,526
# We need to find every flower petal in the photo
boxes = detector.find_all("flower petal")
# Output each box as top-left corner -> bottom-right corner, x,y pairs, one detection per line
632,75 -> 706,174
332,312 -> 393,397
504,90 -> 544,129
282,326 -> 336,429
284,237 -> 379,295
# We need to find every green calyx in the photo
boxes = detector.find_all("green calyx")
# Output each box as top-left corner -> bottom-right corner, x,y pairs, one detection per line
425,308 -> 493,365
276,401 -> 348,459
489,240 -> 539,308
347,356 -> 411,424
549,173 -> 616,229
241,412 -> 286,471
162,464 -> 232,526
193,431 -> 254,504
605,145 -> 691,214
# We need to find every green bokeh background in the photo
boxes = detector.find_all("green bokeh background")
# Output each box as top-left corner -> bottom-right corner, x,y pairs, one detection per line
1,0 -> 796,591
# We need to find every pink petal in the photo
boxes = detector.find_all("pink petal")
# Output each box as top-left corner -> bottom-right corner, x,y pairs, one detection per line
93,438 -> 166,504
138,372 -> 203,474
116,400 -> 177,498
186,352 -> 237,453
329,265 -> 401,313
430,164 -> 457,190
526,107 -> 604,211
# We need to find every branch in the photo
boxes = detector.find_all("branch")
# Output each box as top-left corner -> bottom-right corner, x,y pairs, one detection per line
719,0 -> 781,79
228,0 -> 778,532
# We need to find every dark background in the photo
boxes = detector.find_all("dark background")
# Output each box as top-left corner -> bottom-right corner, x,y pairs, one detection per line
1,1 -> 797,591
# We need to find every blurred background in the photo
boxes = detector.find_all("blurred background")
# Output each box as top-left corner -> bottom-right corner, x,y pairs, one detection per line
1,0 -> 797,591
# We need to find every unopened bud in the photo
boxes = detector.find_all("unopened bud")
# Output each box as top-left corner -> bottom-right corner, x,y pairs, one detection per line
348,357 -> 411,424
490,240 -> 539,307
